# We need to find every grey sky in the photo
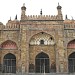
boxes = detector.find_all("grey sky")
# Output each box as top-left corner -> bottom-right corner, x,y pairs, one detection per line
0,0 -> 74,24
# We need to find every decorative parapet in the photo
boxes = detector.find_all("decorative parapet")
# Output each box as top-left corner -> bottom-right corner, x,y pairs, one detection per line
64,24 -> 75,29
1,24 -> 20,30
64,20 -> 75,29
0,20 -> 20,30
22,15 -> 63,21
3,25 -> 20,30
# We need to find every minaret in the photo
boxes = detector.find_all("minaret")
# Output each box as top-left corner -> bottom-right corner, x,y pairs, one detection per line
21,3 -> 26,20
57,3 -> 63,20
57,3 -> 62,15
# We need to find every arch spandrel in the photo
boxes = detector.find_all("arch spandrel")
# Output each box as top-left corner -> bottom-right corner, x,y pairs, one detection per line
68,51 -> 75,57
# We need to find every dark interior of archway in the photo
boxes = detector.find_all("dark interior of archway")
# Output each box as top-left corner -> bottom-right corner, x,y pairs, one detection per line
35,52 -> 50,73
3,53 -> 16,73
68,52 -> 75,73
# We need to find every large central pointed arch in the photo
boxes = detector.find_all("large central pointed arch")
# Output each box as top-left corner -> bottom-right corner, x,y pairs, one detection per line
35,52 -> 50,73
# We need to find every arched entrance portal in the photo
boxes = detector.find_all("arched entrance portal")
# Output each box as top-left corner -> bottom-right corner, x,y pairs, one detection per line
3,53 -> 16,73
68,52 -> 75,73
35,52 -> 50,73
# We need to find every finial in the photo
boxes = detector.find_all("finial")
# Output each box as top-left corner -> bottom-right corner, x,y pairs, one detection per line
65,15 -> 68,19
15,14 -> 17,20
40,9 -> 42,15
57,2 -> 62,9
8,17 -> 11,21
21,3 -> 26,10
71,16 -> 74,20
58,2 -> 59,6
10,17 -> 11,20
23,3 -> 25,6
10,17 -> 11,21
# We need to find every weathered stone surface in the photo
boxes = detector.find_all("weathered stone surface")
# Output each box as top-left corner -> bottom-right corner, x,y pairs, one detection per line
0,3 -> 75,74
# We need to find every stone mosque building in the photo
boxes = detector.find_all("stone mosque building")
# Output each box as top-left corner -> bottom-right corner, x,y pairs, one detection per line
0,2 -> 75,74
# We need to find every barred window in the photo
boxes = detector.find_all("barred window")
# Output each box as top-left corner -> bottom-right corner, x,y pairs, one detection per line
40,40 -> 44,45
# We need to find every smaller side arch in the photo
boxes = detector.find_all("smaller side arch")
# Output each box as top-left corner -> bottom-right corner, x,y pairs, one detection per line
3,53 -> 16,73
68,52 -> 75,73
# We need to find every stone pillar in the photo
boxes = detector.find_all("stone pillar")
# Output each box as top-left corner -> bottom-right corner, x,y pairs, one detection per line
21,30 -> 27,73
64,49 -> 68,73
26,44 -> 29,74
55,47 -> 59,73
56,39 -> 64,73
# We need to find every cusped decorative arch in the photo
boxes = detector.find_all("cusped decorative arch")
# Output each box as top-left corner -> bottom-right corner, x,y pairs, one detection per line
1,40 -> 18,49
29,32 -> 55,45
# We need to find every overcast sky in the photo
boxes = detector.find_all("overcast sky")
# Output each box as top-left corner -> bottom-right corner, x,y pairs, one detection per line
0,0 -> 75,24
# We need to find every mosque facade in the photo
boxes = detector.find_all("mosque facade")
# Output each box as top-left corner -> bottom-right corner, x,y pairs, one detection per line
0,3 -> 75,74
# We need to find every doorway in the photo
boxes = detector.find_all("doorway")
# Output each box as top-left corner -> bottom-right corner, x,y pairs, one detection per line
35,52 -> 50,73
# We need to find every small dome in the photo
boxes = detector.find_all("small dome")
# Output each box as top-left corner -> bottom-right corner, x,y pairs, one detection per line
21,3 -> 26,10
57,3 -> 62,9
0,22 -> 3,25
